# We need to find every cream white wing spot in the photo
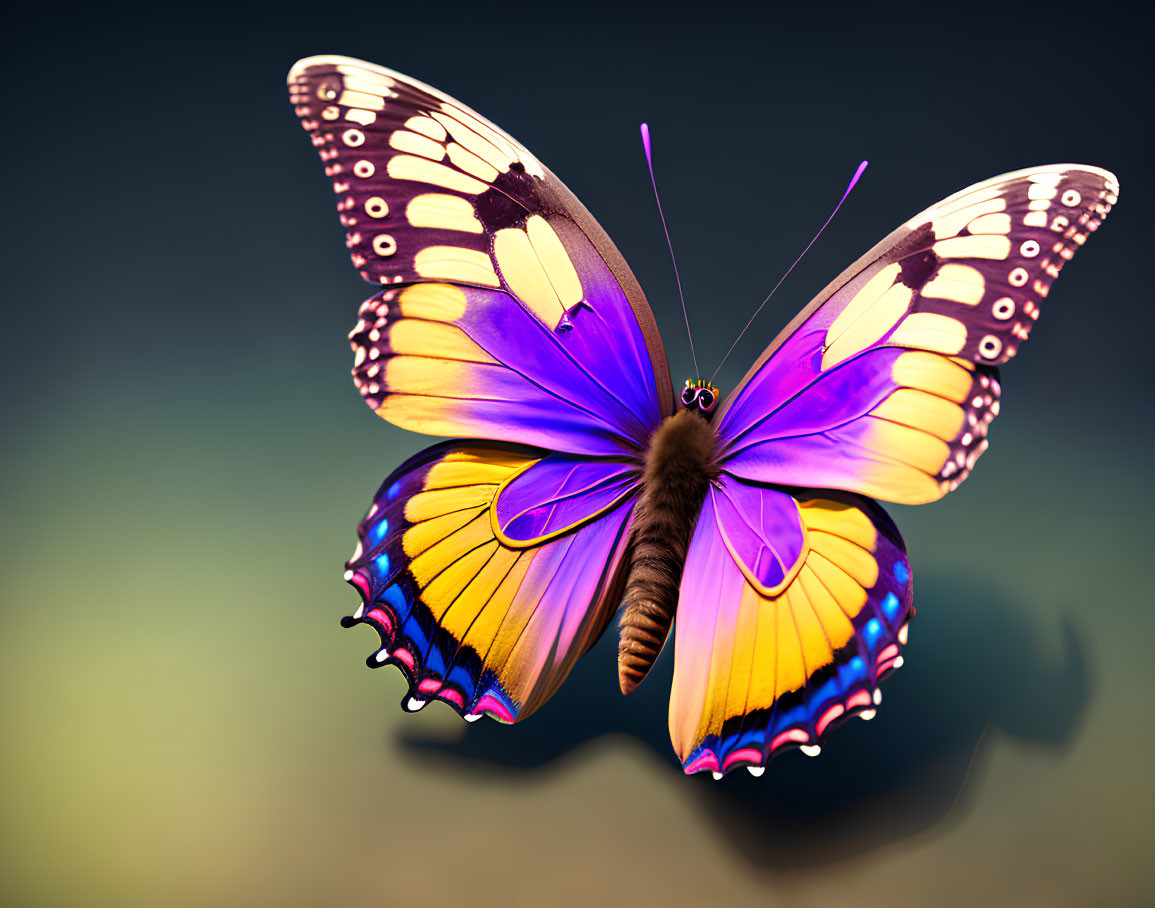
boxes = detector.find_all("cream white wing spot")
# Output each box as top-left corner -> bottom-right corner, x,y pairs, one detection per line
446,142 -> 500,182
888,313 -> 967,355
1019,239 -> 1040,258
934,235 -> 1011,260
1061,189 -> 1082,207
1008,267 -> 1029,287
405,194 -> 483,233
494,227 -> 565,326
353,160 -> 375,178
321,105 -> 339,120
404,115 -> 448,141
491,216 -> 587,330
414,246 -> 500,287
966,212 -> 1011,234
922,263 -> 985,304
431,111 -> 515,174
526,216 -> 584,307
345,109 -> 377,127
822,281 -> 912,369
365,197 -> 389,218
338,89 -> 385,111
389,130 -> 446,161
342,129 -> 365,147
386,156 -> 488,195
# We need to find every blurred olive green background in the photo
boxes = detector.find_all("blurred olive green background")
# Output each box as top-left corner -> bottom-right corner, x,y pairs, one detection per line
3,1 -> 1153,905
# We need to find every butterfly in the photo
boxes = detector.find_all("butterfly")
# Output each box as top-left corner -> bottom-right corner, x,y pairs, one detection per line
287,55 -> 1118,778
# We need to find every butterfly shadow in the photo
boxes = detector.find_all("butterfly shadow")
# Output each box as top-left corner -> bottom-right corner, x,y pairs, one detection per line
396,570 -> 1091,870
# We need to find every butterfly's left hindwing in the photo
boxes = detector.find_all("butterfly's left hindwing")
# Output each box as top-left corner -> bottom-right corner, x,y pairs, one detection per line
717,166 -> 1119,503
669,478 -> 913,775
345,441 -> 637,721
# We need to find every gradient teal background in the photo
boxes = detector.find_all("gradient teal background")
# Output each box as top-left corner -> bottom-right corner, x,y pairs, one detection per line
4,1 -> 1153,904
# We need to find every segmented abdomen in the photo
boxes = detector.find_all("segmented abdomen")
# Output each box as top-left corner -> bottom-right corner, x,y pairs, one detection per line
618,409 -> 717,694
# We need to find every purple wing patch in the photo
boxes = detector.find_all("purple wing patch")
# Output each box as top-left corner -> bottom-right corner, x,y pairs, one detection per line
493,453 -> 640,545
710,480 -> 807,594
349,281 -> 663,456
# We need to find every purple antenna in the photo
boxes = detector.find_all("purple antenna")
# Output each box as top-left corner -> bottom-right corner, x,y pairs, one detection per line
709,159 -> 869,384
640,122 -> 700,378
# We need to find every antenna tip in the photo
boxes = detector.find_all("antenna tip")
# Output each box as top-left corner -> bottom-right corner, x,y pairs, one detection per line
639,122 -> 652,158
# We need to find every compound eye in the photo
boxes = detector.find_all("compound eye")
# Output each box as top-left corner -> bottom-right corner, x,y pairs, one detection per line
681,387 -> 698,406
697,389 -> 716,411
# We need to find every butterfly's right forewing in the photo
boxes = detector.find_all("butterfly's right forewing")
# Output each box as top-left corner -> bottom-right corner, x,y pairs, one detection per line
716,165 -> 1118,504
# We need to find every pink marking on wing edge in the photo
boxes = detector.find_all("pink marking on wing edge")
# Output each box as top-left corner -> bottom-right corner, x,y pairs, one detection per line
366,607 -> 393,635
438,688 -> 464,708
769,728 -> 811,751
392,648 -> 414,670
349,572 -> 371,598
846,689 -> 873,710
684,751 -> 720,775
722,748 -> 764,771
877,657 -> 898,675
474,694 -> 515,723
875,643 -> 900,666
417,679 -> 442,693
816,703 -> 846,737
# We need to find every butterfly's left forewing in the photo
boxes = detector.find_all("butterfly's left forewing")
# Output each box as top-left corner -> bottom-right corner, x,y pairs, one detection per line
289,56 -> 674,456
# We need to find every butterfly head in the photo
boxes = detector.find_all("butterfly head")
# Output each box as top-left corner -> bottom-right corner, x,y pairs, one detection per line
681,379 -> 719,418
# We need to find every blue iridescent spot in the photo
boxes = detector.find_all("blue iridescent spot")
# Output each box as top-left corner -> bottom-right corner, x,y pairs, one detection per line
840,656 -> 868,688
374,553 -> 391,577
386,481 -> 403,501
812,674 -> 843,708
369,518 -> 389,545
893,561 -> 910,584
882,591 -> 901,622
864,617 -> 884,651
424,641 -> 447,675
381,584 -> 409,614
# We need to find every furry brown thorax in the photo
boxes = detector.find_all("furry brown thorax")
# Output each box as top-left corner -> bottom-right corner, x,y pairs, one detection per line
617,408 -> 719,695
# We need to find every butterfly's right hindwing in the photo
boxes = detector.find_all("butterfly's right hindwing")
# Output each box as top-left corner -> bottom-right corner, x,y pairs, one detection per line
669,478 -> 914,775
